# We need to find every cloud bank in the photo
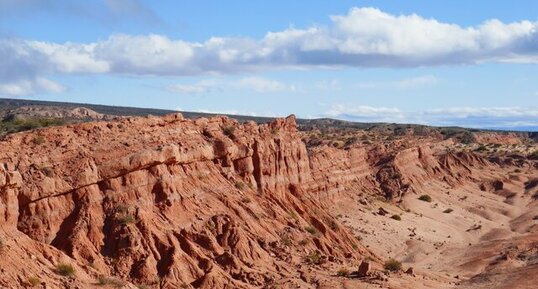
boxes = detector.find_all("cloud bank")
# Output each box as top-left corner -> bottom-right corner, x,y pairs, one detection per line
325,105 -> 538,130
2,7 -> 538,96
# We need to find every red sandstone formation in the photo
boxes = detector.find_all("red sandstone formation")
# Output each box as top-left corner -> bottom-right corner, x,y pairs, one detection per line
0,113 -> 536,289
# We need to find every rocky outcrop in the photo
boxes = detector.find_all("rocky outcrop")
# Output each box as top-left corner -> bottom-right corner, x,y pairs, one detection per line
1,113 -> 532,288
0,114 -> 370,288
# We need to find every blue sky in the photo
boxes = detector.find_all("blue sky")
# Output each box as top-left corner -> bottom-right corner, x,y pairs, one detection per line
1,0 -> 538,130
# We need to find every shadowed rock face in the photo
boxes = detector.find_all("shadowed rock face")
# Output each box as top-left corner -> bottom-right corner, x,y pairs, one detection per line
0,113 -> 536,289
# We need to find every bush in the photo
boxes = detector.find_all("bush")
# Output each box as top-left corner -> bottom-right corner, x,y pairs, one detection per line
223,126 -> 235,138
474,145 -> 487,152
118,214 -> 135,225
0,237 -> 4,251
55,263 -> 75,277
32,136 -> 46,145
281,235 -> 292,246
234,181 -> 245,191
337,268 -> 349,277
98,275 -> 125,287
305,252 -> 322,264
28,277 -> 41,286
390,214 -> 401,221
328,220 -> 338,230
41,167 -> 54,177
418,195 -> 432,202
384,258 -> 402,272
443,208 -> 454,213
529,150 -> 538,160
304,226 -> 317,235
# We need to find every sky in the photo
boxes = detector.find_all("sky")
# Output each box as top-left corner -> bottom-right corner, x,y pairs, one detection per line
1,0 -> 538,130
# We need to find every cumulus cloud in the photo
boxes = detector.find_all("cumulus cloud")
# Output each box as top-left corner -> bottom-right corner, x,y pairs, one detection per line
3,7 -> 538,95
0,77 -> 66,96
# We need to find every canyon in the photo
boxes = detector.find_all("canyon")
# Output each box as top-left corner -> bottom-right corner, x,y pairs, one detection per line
0,112 -> 537,289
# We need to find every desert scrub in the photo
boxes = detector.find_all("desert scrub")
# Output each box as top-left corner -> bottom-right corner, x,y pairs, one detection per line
222,126 -> 235,138
474,145 -> 487,152
118,214 -> 136,225
443,208 -> 454,213
234,181 -> 245,191
390,214 -> 401,221
304,226 -> 318,235
305,252 -> 322,264
328,220 -> 338,230
98,275 -> 125,287
41,166 -> 54,177
418,194 -> 432,202
336,268 -> 349,277
32,135 -> 46,145
55,263 -> 75,277
384,258 -> 402,272
280,234 -> 293,246
28,277 -> 41,286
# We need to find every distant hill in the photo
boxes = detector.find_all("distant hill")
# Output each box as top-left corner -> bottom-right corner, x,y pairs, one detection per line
1,98 -> 537,141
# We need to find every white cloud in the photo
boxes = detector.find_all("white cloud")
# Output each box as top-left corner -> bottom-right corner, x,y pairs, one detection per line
3,7 -> 538,96
0,77 -> 66,96
233,77 -> 292,93
324,105 -> 538,129
167,79 -> 218,94
356,75 -> 438,89
424,106 -> 538,118
325,104 -> 406,122
167,77 -> 295,94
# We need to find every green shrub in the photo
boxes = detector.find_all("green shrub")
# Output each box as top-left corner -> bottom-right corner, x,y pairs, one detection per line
328,220 -> 338,230
98,275 -> 125,287
474,145 -> 487,152
28,277 -> 41,286
118,214 -> 135,225
55,263 -> 75,277
234,181 -> 245,191
281,235 -> 292,246
32,136 -> 46,145
223,126 -> 235,138
41,167 -> 54,177
384,258 -> 402,272
336,268 -> 349,277
304,226 -> 317,235
390,214 -> 401,221
305,252 -> 322,264
443,208 -> 454,213
418,194 -> 432,202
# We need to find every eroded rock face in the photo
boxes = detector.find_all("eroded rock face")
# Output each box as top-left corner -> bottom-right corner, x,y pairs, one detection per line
0,114 -> 369,288
1,113 -> 536,289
